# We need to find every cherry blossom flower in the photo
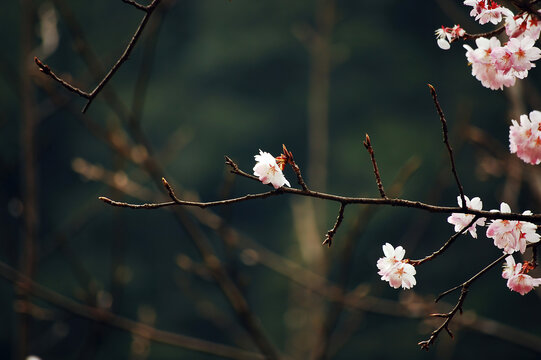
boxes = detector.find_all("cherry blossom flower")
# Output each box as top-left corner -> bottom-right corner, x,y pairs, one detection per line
377,243 -> 405,276
502,255 -> 541,295
447,195 -> 486,238
486,202 -> 540,254
505,12 -> 541,41
507,37 -> 541,73
464,37 -> 516,90
509,110 -> 541,164
386,262 -> 417,289
435,25 -> 465,50
377,243 -> 416,289
491,45 -> 514,74
463,0 -> 510,25
253,150 -> 291,189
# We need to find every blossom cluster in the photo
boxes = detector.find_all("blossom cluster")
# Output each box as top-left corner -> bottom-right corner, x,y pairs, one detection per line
509,110 -> 541,165
447,197 -> 540,255
436,1 -> 541,90
376,196 -> 539,295
447,197 -> 540,294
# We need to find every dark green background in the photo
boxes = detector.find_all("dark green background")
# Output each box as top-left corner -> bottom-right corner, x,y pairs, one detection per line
2,0 -> 540,359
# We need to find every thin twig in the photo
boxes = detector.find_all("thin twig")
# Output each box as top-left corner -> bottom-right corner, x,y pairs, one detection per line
418,252 -> 508,350
322,203 -> 346,247
409,216 -> 479,266
122,0 -> 150,11
34,57 -> 91,98
285,146 -> 309,191
0,260 -> 265,360
162,177 -> 181,203
35,0 -> 162,113
363,133 -> 386,198
428,84 -> 466,209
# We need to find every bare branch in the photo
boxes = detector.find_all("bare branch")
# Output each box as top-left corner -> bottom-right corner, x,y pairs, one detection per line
462,25 -> 506,40
428,84 -> 466,209
418,252 -> 508,350
410,216 -> 480,266
35,0 -> 163,113
0,260 -> 265,360
34,57 -> 91,99
363,134 -> 386,198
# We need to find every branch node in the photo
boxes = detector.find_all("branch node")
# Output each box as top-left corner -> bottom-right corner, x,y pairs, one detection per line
323,203 -> 346,247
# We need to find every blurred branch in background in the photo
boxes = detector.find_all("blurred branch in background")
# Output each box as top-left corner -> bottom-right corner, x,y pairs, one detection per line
34,0 -> 163,113
19,0 -> 39,358
0,260 -> 266,360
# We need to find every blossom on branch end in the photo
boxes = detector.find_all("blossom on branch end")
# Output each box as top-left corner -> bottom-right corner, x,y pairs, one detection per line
502,255 -> 541,295
377,243 -> 416,289
463,0 -> 510,25
486,202 -> 540,254
435,25 -> 465,50
253,150 -> 291,189
509,110 -> 541,164
447,195 -> 486,238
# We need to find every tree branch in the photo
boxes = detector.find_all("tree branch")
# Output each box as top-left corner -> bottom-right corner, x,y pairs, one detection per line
428,84 -> 466,209
418,252 -> 509,350
0,260 -> 264,360
35,0 -> 163,113
363,134 -> 386,199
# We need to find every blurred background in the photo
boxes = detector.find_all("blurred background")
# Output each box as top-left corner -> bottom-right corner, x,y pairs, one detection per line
2,0 -> 541,359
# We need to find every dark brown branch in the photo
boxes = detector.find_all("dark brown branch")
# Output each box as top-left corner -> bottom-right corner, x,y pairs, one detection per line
510,1 -> 541,20
418,252 -> 508,350
20,0 -> 39,356
122,0 -> 150,11
363,133 -> 386,198
34,57 -> 91,98
100,161 -> 541,223
35,0 -> 162,113
410,216 -> 479,266
0,260 -> 264,360
283,145 -> 309,191
428,84 -> 466,209
322,203 -> 346,247
462,25 -> 506,41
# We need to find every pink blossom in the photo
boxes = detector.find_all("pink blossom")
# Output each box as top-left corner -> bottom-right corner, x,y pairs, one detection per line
253,150 -> 291,189
502,255 -> 541,295
377,243 -> 405,276
491,45 -> 514,74
486,202 -> 539,254
386,262 -> 416,289
463,0 -> 510,25
435,25 -> 465,50
509,110 -> 541,164
507,37 -> 541,72
447,195 -> 486,238
464,37 -> 517,90
505,12 -> 541,41
377,243 -> 416,289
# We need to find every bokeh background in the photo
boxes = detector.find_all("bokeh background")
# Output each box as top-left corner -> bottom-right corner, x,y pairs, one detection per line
2,0 -> 541,359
